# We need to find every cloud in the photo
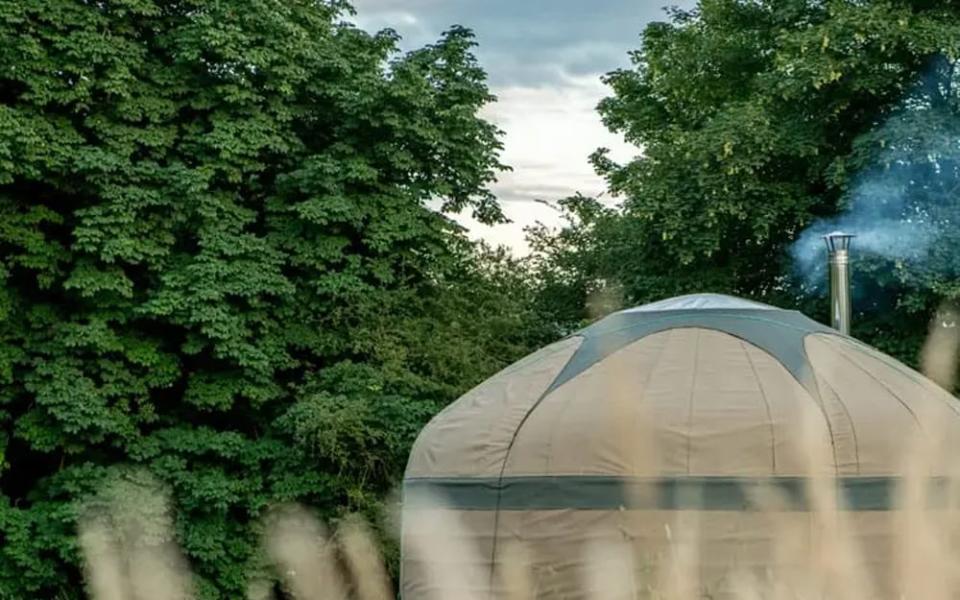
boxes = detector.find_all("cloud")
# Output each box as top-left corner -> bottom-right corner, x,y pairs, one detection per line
349,10 -> 430,44
351,0 -> 692,86
448,77 -> 636,255
349,0 -> 695,253
350,0 -> 442,10
484,76 -> 636,198
447,199 -> 565,255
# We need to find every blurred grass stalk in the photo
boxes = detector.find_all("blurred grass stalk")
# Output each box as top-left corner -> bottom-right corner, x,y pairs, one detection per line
80,323 -> 960,600
80,458 -> 960,600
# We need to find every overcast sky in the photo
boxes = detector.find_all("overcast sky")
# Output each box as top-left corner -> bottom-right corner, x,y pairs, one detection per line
350,0 -> 696,254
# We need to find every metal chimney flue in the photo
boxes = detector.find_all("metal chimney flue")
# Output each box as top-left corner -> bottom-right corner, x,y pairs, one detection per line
823,232 -> 855,335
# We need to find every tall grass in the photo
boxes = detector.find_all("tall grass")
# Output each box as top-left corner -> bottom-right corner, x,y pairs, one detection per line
80,425 -> 960,599
79,465 -> 960,599
79,314 -> 960,600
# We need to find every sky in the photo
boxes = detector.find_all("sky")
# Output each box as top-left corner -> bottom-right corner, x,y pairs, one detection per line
350,0 -> 697,254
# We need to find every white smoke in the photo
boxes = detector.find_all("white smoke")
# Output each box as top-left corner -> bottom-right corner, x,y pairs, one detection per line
791,60 -> 958,290
791,175 -> 938,288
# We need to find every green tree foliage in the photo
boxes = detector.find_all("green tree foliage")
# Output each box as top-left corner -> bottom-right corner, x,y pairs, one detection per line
0,2 -> 549,597
531,0 -> 960,370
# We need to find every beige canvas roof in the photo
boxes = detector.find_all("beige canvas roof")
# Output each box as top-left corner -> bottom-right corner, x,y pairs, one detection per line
401,294 -> 960,599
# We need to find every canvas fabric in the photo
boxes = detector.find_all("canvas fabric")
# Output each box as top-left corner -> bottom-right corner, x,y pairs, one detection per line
401,296 -> 960,599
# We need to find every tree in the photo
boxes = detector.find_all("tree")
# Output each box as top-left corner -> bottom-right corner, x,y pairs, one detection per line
0,1 -> 544,597
531,0 -> 960,373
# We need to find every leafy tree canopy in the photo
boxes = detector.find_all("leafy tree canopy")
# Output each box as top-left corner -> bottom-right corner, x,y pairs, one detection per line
531,0 -> 960,368
0,1 -> 551,597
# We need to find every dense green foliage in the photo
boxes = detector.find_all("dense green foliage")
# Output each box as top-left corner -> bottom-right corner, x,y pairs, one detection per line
531,0 -> 960,369
6,0 -> 960,597
0,1 -> 552,597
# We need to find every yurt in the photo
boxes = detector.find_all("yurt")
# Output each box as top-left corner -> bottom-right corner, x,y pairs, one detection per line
400,293 -> 960,599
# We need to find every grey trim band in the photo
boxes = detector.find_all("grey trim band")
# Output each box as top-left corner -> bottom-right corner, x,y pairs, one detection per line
404,475 -> 949,511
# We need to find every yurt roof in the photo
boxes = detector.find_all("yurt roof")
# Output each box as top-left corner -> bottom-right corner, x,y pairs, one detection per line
404,293 -> 960,508
553,293 -> 832,397
401,293 -> 960,599
620,293 -> 775,312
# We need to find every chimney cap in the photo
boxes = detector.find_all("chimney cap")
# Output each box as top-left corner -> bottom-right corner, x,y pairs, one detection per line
823,231 -> 855,252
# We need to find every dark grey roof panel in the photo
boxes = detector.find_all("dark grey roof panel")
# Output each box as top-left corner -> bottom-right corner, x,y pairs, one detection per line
545,308 -> 838,398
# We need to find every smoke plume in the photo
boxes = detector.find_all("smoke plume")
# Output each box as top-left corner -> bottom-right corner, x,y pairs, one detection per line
791,176 -> 938,286
791,58 -> 959,291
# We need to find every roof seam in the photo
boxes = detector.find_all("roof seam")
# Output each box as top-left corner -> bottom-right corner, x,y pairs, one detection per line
832,342 -> 923,431
684,329 -> 702,475
805,364 -> 841,477
483,334 -> 586,595
542,374 -> 576,476
633,330 -> 672,476
820,376 -> 862,476
834,334 -> 960,418
740,341 -> 778,474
